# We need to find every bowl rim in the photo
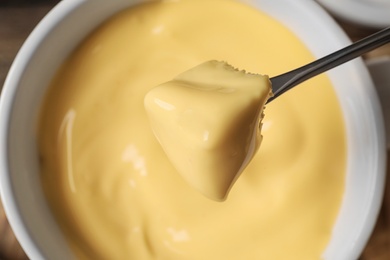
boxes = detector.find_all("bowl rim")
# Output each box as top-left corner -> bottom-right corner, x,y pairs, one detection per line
0,1 -> 87,259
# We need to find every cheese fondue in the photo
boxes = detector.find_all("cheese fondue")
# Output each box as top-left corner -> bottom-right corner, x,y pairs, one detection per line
38,0 -> 346,259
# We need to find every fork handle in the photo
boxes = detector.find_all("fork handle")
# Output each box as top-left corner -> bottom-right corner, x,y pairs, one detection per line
268,27 -> 390,103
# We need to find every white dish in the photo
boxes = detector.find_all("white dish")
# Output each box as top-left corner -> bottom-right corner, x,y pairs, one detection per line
317,0 -> 390,28
0,0 -> 386,259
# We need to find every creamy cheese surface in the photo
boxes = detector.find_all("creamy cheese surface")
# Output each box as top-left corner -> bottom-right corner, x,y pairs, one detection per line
38,0 -> 346,259
144,60 -> 272,201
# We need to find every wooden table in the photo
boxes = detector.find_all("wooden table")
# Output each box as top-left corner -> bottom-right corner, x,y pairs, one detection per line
0,1 -> 389,259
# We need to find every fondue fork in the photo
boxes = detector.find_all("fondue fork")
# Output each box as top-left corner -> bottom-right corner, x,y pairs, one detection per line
268,27 -> 390,102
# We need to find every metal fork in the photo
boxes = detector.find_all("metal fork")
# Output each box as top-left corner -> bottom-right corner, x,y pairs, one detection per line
268,27 -> 390,103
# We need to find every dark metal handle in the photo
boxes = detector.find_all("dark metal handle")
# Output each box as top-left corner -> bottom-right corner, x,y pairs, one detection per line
268,27 -> 390,103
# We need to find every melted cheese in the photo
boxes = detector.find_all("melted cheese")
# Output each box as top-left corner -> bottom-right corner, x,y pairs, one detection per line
144,60 -> 272,201
38,0 -> 346,259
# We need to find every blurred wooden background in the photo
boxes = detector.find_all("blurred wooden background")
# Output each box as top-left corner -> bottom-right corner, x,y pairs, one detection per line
0,1 -> 390,259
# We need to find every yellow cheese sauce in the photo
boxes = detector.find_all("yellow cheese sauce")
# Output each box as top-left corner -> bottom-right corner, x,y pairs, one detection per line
144,60 -> 272,201
38,0 -> 346,259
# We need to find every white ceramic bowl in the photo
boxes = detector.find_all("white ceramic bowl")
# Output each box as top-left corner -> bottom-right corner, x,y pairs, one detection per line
0,0 -> 386,259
